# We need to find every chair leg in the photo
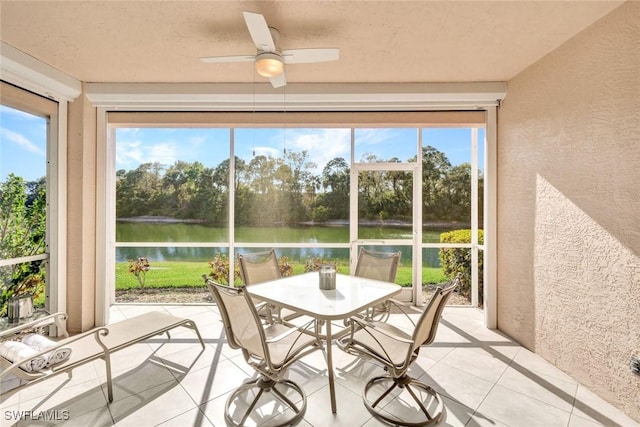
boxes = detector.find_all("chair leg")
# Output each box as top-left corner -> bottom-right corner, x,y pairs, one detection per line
363,375 -> 445,427
225,376 -> 307,427
104,354 -> 114,403
183,319 -> 206,349
239,385 -> 265,425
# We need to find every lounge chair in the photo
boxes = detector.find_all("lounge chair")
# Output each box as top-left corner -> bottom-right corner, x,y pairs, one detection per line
0,311 -> 205,402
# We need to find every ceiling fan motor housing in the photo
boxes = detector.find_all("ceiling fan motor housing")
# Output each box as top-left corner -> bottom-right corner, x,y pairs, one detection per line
255,52 -> 284,77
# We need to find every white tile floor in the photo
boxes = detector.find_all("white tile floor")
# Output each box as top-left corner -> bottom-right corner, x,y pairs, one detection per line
1,304 -> 638,427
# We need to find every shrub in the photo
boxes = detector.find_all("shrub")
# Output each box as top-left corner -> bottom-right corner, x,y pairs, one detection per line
311,206 -> 329,222
439,229 -> 484,304
207,253 -> 293,286
0,262 -> 46,317
278,256 -> 294,277
303,257 -> 340,273
128,257 -> 150,290
207,253 -> 240,285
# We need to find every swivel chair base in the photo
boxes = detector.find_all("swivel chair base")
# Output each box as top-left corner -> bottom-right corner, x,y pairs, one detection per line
225,376 -> 306,427
363,374 -> 445,427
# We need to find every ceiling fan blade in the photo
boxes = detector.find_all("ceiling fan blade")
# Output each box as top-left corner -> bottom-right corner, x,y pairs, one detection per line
269,73 -> 287,88
243,11 -> 276,52
200,55 -> 255,63
282,48 -> 340,64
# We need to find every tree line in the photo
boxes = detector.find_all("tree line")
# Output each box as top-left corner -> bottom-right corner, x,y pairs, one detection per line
115,146 -> 482,226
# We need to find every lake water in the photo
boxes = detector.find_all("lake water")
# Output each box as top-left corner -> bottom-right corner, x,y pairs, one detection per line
115,223 -> 452,265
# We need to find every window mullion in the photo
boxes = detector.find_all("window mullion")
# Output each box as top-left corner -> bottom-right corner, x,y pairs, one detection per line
471,128 -> 479,307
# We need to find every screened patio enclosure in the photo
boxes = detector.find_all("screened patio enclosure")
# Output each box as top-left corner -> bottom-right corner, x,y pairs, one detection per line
106,111 -> 489,310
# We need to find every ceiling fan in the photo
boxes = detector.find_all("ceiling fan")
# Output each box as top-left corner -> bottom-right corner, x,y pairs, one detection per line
200,11 -> 339,88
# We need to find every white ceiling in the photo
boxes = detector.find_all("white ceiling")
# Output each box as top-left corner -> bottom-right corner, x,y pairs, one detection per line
0,1 -> 624,86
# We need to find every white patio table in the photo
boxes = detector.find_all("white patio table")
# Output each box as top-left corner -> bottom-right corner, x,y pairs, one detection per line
248,272 -> 401,413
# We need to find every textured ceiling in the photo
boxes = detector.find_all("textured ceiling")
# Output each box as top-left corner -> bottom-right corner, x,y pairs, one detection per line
0,1 -> 624,85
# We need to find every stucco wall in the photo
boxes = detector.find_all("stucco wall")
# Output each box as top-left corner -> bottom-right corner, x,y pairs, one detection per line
498,2 -> 640,420
66,86 -> 97,333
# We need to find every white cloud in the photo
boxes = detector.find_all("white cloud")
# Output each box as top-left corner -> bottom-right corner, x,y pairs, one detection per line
355,128 -> 397,146
115,140 -> 143,168
284,129 -> 350,172
0,127 -> 45,156
116,139 -> 179,170
148,142 -> 179,165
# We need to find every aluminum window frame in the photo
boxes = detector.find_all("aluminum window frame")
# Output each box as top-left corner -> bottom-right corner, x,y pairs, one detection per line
103,112 -> 489,306
0,81 -> 65,315
94,85 -> 501,328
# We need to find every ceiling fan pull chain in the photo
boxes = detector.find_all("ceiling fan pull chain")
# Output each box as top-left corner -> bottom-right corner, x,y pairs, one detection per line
283,84 -> 287,155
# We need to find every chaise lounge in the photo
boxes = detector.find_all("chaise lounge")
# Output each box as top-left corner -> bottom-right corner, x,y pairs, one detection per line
0,311 -> 205,402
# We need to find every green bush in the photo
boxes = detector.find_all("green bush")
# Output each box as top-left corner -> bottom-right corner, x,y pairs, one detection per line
207,253 -> 241,285
311,205 -> 329,222
303,257 -> 341,273
439,229 -> 483,303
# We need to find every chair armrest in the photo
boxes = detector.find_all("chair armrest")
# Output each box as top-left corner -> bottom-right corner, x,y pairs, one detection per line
264,319 -> 317,343
388,299 -> 422,314
348,316 -> 414,344
263,318 -> 322,367
0,312 -> 69,340
338,316 -> 413,365
385,299 -> 421,327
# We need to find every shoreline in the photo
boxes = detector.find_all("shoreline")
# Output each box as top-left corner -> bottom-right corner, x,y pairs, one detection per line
117,216 -> 204,224
117,215 -> 469,229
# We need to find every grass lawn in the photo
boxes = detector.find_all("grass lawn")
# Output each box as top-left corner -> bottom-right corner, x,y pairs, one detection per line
116,261 -> 448,290
116,261 -> 211,290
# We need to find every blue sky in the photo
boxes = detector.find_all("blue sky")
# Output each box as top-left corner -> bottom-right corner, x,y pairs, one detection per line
115,126 -> 483,173
1,103 -> 484,182
0,105 -> 47,182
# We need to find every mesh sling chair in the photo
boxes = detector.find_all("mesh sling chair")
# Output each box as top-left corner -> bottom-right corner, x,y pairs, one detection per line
354,248 -> 402,322
238,249 -> 282,285
206,281 -> 322,427
337,274 -> 460,427
238,249 -> 302,323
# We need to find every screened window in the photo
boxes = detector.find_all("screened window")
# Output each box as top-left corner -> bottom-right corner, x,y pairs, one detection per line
234,127 -> 350,242
354,128 -> 417,163
108,111 -> 487,306
0,82 -> 57,316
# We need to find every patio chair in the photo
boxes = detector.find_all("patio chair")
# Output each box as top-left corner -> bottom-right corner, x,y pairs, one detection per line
337,274 -> 460,427
238,249 -> 282,285
238,249 -> 302,323
354,248 -> 401,322
0,311 -> 205,403
206,281 -> 322,427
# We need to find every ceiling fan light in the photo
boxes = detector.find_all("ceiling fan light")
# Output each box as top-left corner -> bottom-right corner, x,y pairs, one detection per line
255,53 -> 284,77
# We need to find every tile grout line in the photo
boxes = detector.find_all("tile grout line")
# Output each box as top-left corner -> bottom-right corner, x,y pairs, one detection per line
463,345 -> 522,427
